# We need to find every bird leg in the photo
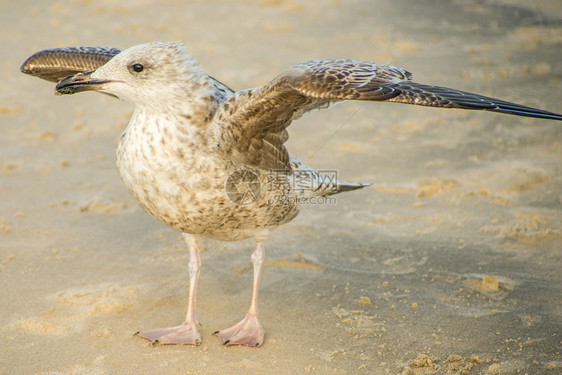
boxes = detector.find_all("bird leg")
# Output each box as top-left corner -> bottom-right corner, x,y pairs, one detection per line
137,233 -> 202,345
214,241 -> 265,347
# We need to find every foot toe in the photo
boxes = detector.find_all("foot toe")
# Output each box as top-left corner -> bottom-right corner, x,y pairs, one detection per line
137,323 -> 201,345
214,313 -> 264,347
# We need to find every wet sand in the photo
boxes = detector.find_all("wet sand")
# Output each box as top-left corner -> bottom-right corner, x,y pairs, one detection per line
1,1 -> 561,374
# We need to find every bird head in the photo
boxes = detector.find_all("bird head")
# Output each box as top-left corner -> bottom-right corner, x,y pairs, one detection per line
56,41 -> 208,109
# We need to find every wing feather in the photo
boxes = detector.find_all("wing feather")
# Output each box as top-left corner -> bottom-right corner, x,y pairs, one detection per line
20,47 -> 123,83
222,59 -> 561,171
223,59 -> 410,170
386,82 -> 562,120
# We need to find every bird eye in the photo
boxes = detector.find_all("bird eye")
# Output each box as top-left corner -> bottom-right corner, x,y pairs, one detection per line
131,63 -> 144,73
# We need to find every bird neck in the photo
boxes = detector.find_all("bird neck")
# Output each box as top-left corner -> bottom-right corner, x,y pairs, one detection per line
135,76 -> 219,127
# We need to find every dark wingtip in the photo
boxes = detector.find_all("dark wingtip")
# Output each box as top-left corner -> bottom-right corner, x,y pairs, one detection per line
489,107 -> 562,121
20,53 -> 38,75
19,59 -> 29,74
20,48 -> 55,75
20,46 -> 123,83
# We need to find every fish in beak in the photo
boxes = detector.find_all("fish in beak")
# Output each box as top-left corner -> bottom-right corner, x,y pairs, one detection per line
55,70 -> 111,95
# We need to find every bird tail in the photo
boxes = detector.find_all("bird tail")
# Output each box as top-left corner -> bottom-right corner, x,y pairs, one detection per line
328,181 -> 372,196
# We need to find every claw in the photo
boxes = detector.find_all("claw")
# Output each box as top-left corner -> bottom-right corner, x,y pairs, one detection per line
137,323 -> 202,345
214,313 -> 264,347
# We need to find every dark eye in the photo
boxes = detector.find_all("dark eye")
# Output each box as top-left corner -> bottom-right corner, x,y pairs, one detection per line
131,63 -> 144,73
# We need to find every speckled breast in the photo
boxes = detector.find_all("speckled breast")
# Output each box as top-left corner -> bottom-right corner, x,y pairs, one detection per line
115,111 -> 298,241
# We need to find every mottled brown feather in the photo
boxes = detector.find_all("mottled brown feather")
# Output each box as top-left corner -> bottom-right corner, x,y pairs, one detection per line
222,58 -> 561,171
20,47 -> 123,82
223,59 -> 411,171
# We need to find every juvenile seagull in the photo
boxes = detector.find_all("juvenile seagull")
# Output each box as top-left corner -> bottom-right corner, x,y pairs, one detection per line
21,42 -> 562,347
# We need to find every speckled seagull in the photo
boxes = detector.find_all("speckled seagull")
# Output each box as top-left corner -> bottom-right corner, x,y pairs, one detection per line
21,42 -> 562,347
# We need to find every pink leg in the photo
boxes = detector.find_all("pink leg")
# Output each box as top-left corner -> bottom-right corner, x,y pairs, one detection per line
214,242 -> 265,347
137,233 -> 202,345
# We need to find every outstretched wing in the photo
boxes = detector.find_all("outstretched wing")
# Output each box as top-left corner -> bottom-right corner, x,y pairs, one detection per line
20,47 -> 123,83
223,60 -> 412,171
223,59 -> 561,171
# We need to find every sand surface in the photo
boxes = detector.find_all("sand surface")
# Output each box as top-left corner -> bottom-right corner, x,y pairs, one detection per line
1,1 -> 561,374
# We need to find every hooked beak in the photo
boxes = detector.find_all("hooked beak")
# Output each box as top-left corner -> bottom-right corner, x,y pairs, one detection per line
55,70 -> 111,95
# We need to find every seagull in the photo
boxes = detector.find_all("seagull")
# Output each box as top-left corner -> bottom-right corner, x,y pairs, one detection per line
20,41 -> 562,347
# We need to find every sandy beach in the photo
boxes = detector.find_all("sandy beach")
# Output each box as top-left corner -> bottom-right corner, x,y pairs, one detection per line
1,1 -> 561,374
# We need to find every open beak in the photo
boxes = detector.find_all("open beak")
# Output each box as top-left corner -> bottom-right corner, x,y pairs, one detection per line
55,70 -> 110,95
